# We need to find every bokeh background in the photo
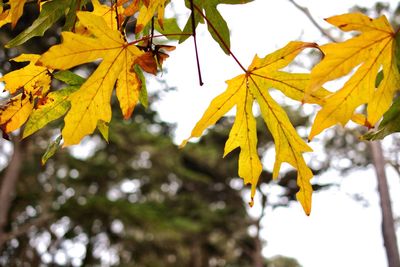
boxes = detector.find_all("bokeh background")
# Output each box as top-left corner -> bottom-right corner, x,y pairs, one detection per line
0,1 -> 400,266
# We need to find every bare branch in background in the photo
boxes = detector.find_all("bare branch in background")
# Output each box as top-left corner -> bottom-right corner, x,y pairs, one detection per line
0,135 -> 24,249
287,0 -> 339,43
0,214 -> 53,244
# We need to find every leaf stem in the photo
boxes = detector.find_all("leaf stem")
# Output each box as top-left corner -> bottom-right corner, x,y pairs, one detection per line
190,0 -> 204,86
192,3 -> 247,73
128,33 -> 193,46
114,0 -> 120,30
395,26 -> 400,36
150,17 -> 155,48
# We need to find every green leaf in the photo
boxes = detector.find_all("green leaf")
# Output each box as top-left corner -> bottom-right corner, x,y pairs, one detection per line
180,0 -> 253,54
179,7 -> 202,43
6,0 -> 70,48
97,120 -> 109,142
135,65 -> 148,108
22,86 -> 80,138
362,96 -> 400,140
41,135 -> 62,165
155,18 -> 182,40
63,0 -> 88,31
53,70 -> 85,86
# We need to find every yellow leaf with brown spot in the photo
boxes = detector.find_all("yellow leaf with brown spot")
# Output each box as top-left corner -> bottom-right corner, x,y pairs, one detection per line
182,41 -> 323,215
38,12 -> 143,146
116,49 -> 141,119
1,54 -> 51,95
9,0 -> 26,28
0,7 -> 11,28
135,0 -> 169,33
308,13 -> 400,140
124,0 -> 140,16
0,94 -> 34,133
0,54 -> 51,133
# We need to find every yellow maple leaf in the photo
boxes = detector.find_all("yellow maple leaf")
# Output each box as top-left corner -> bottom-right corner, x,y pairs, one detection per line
135,0 -> 169,33
1,54 -> 51,95
9,0 -> 26,28
91,0 -> 125,31
307,13 -> 400,140
0,54 -> 51,133
38,12 -> 143,146
0,6 -> 11,28
0,95 -> 34,133
116,50 -> 142,119
181,41 -> 326,215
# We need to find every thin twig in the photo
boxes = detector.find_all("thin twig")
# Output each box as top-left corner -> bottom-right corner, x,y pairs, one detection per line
0,214 -> 53,244
192,4 -> 247,73
114,0 -> 120,30
287,0 -> 339,43
190,0 -> 204,86
150,17 -> 155,48
127,33 -> 192,47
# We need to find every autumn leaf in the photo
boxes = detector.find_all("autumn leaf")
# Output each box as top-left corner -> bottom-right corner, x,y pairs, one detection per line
116,49 -> 142,119
97,120 -> 110,141
0,6 -> 12,28
0,95 -> 34,133
307,13 -> 400,140
135,0 -> 169,33
0,54 -> 51,133
135,42 -> 176,74
9,0 -> 26,28
91,0 -> 125,31
181,41 -> 326,215
38,12 -> 144,146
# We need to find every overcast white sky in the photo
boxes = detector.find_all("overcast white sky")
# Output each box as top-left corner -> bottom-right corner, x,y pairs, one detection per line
157,1 -> 400,266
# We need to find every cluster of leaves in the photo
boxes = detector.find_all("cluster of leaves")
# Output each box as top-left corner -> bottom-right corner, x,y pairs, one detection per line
0,0 -> 399,215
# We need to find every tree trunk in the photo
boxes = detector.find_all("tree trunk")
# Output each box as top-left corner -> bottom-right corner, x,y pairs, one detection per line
0,136 -> 23,249
253,192 -> 267,267
190,239 -> 202,267
370,141 -> 400,267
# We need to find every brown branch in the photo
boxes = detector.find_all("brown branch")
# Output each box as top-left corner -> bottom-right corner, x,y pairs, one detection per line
0,214 -> 53,244
287,0 -> 339,43
0,135 -> 24,249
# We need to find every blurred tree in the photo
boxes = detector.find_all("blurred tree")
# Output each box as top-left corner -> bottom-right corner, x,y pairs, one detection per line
3,1 -> 399,267
266,255 -> 302,267
0,104 -> 252,266
0,2 -> 329,266
0,98 -> 314,266
288,2 -> 400,266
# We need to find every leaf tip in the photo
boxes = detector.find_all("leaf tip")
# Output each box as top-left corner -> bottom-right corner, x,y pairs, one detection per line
179,138 -> 189,149
135,24 -> 144,34
248,197 -> 254,208
296,190 -> 312,216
